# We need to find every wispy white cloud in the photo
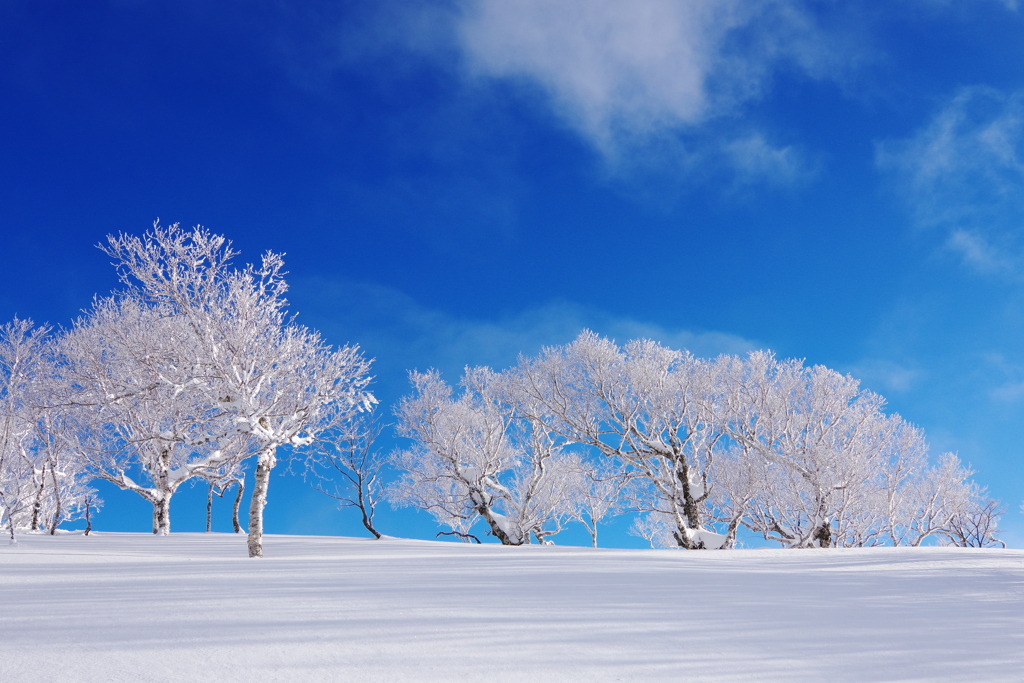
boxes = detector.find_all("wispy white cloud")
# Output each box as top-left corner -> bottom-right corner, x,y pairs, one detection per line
876,87 -> 1024,276
456,0 -> 848,140
845,358 -> 923,394
945,230 -> 1017,275
725,133 -> 814,187
291,278 -> 759,395
452,0 -> 855,179
979,352 -> 1024,403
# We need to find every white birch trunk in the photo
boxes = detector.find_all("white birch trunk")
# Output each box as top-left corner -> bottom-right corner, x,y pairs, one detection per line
247,448 -> 275,557
152,494 -> 171,535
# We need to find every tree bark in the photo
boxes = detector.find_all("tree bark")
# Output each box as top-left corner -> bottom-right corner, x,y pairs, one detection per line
248,449 -> 275,557
84,497 -> 92,536
48,464 -> 61,535
232,478 -> 245,533
152,494 -> 171,535
476,504 -> 520,545
4,502 -> 16,544
356,483 -> 381,539
30,463 -> 46,531
813,521 -> 832,548
206,482 -> 214,533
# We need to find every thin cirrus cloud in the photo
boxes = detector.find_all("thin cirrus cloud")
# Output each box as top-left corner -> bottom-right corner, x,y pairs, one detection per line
292,277 -> 759,395
876,87 -> 1024,277
453,0 -> 852,179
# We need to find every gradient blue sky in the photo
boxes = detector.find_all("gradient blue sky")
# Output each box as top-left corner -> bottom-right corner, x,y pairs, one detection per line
3,1 -> 1024,547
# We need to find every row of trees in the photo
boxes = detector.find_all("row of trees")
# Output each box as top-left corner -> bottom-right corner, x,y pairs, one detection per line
0,224 -> 1005,552
386,332 -> 1004,549
0,223 -> 374,556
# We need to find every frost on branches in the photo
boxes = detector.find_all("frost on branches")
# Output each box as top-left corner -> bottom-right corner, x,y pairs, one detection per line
0,319 -> 96,542
57,296 -> 240,535
98,222 -> 375,556
392,331 -> 1003,549
391,368 -> 582,545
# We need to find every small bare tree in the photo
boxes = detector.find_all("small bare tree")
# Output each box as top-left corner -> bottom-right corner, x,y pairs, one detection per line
307,418 -> 386,539
566,457 -> 628,547
200,467 -> 246,534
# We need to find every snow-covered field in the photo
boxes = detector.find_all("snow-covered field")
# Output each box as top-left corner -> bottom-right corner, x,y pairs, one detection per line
1,534 -> 1022,682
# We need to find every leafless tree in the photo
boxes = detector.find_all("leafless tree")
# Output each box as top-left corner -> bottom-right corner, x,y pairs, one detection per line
512,332 -> 730,549
391,367 -> 578,545
57,296 -> 237,535
0,319 -> 94,540
307,417 -> 386,539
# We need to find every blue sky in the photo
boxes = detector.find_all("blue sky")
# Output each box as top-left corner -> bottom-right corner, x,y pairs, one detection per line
2,0 -> 1023,547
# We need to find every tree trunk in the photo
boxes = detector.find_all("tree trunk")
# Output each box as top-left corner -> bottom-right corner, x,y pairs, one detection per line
248,449 -> 275,557
30,464 -> 46,531
152,494 -> 171,535
48,464 -> 61,536
4,504 -> 16,544
723,513 -> 745,549
206,482 -> 214,533
356,485 -> 381,539
232,478 -> 245,533
813,521 -> 832,548
476,504 -> 520,545
84,497 -> 92,536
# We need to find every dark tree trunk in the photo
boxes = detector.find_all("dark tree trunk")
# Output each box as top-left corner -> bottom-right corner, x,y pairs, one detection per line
48,464 -> 61,535
152,494 -> 171,535
813,521 -> 832,548
206,482 -> 214,533
232,478 -> 245,533
30,463 -> 46,531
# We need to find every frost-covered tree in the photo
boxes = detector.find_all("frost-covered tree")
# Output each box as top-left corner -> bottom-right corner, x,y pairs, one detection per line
57,295 -> 238,535
512,332 -> 729,549
887,452 -> 1003,547
101,223 -> 374,556
0,319 -> 48,540
25,403 -> 97,535
565,456 -> 628,548
487,331 -> 997,550
716,352 -> 934,548
711,353 -> 1002,548
0,319 -> 94,540
391,368 -> 578,545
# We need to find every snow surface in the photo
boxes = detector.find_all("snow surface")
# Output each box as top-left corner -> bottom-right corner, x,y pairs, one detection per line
2,533 -> 1022,682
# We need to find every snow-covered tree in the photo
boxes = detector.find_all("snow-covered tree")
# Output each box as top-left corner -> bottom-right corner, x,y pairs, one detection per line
565,456 -> 628,548
101,222 -> 374,556
391,368 -> 578,545
495,331 -> 997,550
57,295 -> 238,535
886,452 -> 1002,547
511,331 -> 729,549
717,351 -> 928,548
0,319 -> 94,540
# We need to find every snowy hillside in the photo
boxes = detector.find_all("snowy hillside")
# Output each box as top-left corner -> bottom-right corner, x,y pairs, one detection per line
2,534 -> 1022,682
